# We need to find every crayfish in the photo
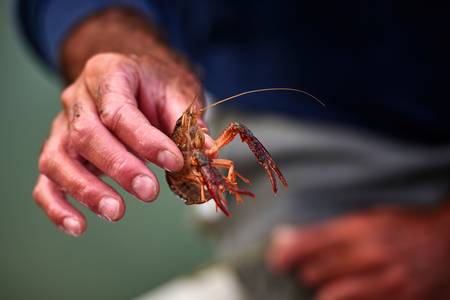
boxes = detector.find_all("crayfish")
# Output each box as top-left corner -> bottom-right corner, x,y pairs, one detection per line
166,88 -> 324,217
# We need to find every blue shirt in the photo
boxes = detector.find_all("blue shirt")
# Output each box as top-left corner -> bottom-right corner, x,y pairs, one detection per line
18,0 -> 450,145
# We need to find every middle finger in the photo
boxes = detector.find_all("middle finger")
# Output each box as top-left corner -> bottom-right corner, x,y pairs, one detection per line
90,73 -> 184,172
67,85 -> 159,202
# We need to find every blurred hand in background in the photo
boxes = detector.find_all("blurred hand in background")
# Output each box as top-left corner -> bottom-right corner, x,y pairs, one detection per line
268,204 -> 450,300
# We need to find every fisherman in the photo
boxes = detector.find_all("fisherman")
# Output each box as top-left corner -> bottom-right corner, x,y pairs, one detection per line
20,1 -> 450,299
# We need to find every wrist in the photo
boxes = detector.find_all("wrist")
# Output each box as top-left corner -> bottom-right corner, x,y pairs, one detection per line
60,7 -> 185,82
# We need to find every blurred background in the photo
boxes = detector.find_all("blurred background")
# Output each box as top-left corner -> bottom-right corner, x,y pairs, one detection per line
0,0 -> 212,299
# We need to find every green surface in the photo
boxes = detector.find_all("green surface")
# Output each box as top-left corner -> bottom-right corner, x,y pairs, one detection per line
0,1 -> 212,299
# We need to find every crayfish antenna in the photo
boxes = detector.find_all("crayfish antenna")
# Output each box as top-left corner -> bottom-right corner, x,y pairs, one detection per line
199,87 -> 325,113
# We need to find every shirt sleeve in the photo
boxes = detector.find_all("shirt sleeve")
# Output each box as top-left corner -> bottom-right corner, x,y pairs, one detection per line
17,0 -> 162,71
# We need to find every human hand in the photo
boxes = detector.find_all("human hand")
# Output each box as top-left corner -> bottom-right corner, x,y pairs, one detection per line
33,52 -> 204,236
267,205 -> 450,300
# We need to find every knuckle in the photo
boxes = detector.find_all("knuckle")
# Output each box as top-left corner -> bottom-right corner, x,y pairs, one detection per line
99,102 -> 133,131
104,152 -> 129,178
69,115 -> 98,149
69,101 -> 83,123
38,145 -> 58,176
32,180 -> 66,224
60,84 -> 76,109
133,124 -> 155,155
84,54 -> 102,71
70,181 -> 96,208
37,154 -> 49,175
94,73 -> 138,121
85,53 -> 137,77
45,202 -> 63,222
84,53 -> 116,73
95,72 -> 138,104
108,55 -> 137,74
32,184 -> 44,207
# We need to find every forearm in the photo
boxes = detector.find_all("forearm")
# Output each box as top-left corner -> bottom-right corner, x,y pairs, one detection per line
60,6 -> 186,82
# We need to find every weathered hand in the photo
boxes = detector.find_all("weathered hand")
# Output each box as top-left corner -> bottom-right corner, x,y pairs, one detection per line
33,53 -> 203,236
267,205 -> 450,300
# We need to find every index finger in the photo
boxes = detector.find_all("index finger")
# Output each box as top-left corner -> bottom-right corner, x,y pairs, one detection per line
83,57 -> 184,172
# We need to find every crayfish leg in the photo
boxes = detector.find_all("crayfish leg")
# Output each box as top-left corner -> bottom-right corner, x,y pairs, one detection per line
204,181 -> 230,217
206,122 -> 288,194
229,187 -> 256,204
194,151 -> 231,217
211,158 -> 254,204
211,158 -> 252,185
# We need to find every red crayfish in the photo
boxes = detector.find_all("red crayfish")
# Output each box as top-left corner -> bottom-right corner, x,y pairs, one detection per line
166,88 -> 323,216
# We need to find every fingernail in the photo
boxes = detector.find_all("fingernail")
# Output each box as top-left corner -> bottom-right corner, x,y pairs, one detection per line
156,150 -> 181,172
62,217 -> 82,237
98,197 -> 120,221
132,175 -> 157,202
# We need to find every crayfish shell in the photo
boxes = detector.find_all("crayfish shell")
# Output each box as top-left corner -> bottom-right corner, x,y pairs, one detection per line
165,173 -> 211,205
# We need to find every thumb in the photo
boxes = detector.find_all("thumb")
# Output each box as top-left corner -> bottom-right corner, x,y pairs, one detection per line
159,88 -> 208,135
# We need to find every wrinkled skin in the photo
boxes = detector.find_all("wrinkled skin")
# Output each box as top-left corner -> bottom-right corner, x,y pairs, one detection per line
267,205 -> 450,300
34,52 -> 205,236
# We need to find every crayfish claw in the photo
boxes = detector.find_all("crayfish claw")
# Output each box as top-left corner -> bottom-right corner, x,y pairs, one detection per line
206,122 -> 288,195
235,123 -> 288,193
